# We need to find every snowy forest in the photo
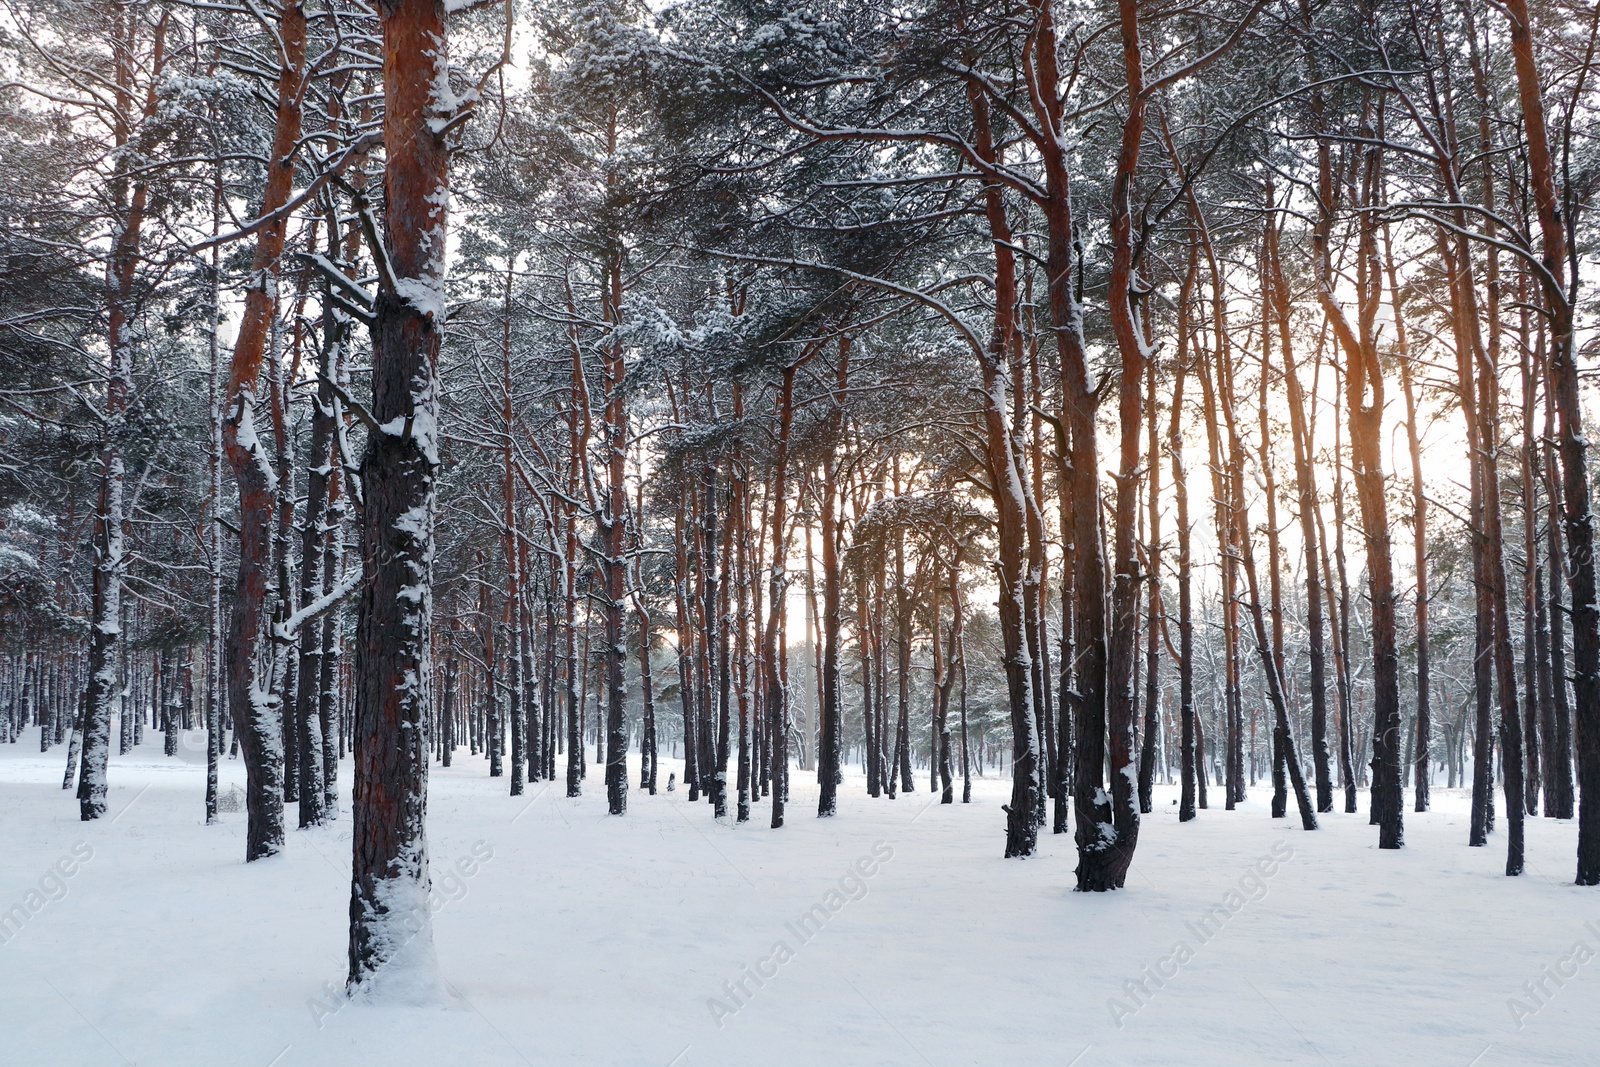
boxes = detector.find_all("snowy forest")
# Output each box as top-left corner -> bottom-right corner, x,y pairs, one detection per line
2,0 -> 1599,1063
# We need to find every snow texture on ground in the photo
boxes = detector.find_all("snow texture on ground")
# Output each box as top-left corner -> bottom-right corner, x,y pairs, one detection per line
1,730 -> 1596,1066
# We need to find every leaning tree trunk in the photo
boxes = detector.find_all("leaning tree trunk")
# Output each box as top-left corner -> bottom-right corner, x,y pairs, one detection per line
1269,202 -> 1334,814
347,0 -> 451,995
1214,331 -> 1317,832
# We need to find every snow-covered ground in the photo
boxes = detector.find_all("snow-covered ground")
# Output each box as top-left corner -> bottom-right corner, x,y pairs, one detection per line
1,730 -> 1596,1066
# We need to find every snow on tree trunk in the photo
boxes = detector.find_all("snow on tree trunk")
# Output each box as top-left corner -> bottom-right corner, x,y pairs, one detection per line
347,0 -> 451,998
221,0 -> 306,861
77,7 -> 163,822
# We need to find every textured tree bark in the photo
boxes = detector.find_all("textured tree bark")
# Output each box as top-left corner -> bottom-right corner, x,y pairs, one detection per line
1193,231 -> 1243,812
1464,243 -> 1527,873
731,401 -> 751,825
1379,221 -> 1431,815
1257,231 -> 1288,821
348,0 -> 449,995
78,7 -> 167,824
273,302 -> 301,808
1541,344 -> 1576,820
816,339 -> 847,818
295,214 -> 352,830
893,465 -> 914,795
1521,328 -> 1544,818
1071,0 -> 1147,889
673,483 -> 698,801
1267,206 -> 1333,814
636,602 -> 656,793
1026,340 -> 1057,827
1314,117 -> 1402,849
1502,0 -> 1599,884
1171,252 -> 1198,825
561,295 -> 589,798
963,79 -> 1038,856
1137,332 -> 1162,816
521,543 -> 540,786
217,0 -> 303,858
600,255 -> 629,816
766,362 -> 798,827
934,556 -> 961,804
898,608 -> 916,795
1434,222 -> 1499,851
858,568 -> 879,799
497,269 -> 525,798
205,188 -> 224,826
1014,350 -> 1049,829
710,442 -> 731,819
440,652 -> 455,768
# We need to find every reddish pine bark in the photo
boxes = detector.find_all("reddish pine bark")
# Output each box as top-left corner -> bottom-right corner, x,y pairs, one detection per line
348,0 -> 451,993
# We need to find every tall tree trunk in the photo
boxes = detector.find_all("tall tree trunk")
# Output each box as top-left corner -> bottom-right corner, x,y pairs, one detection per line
817,339 -> 848,818
1501,0 -> 1599,884
766,362 -> 799,827
1212,298 -> 1317,831
1542,338 -> 1576,819
731,390 -> 751,824
967,79 -> 1039,857
1268,200 -> 1334,813
600,252 -> 629,816
1073,0 -> 1146,889
893,483 -> 914,795
348,0 -> 451,994
218,1 -> 303,857
205,181 -> 224,826
295,211 -> 353,830
1257,225 -> 1288,820
859,568 -> 879,798
674,483 -> 698,800
1172,252 -> 1198,824
1137,332 -> 1162,816
1379,220 -> 1431,814
78,9 -> 164,823
1313,106 -> 1403,849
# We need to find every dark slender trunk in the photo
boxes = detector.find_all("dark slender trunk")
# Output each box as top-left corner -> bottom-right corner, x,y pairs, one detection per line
765,363 -> 797,826
1542,341 -> 1576,819
1502,0 -> 1597,882
817,339 -> 848,818
1314,108 -> 1402,848
1137,336 -> 1162,816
